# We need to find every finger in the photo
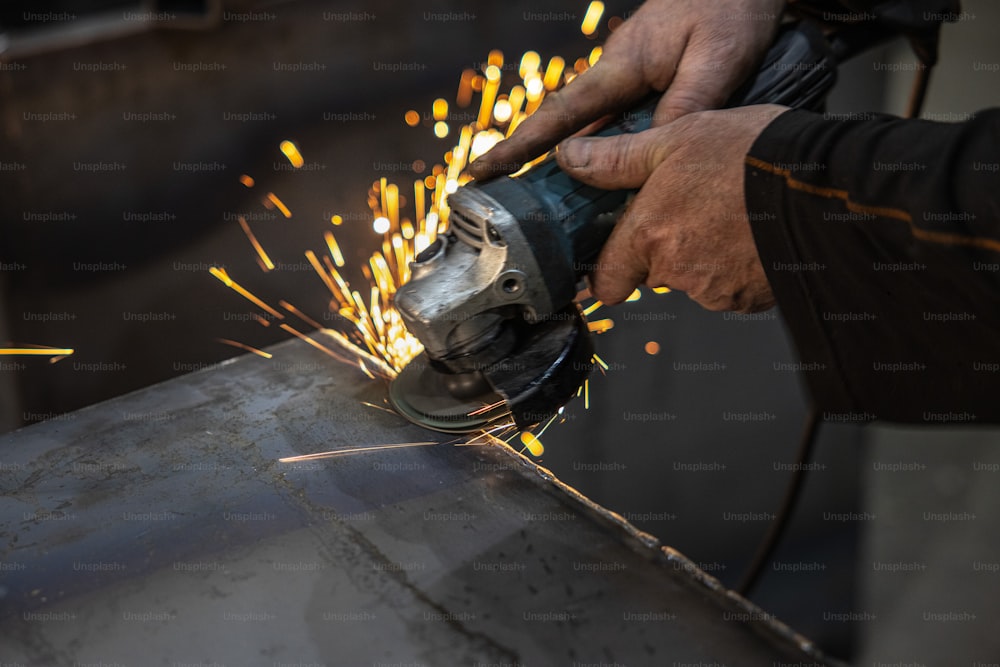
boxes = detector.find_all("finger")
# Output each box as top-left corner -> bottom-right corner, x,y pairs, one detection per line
588,208 -> 650,305
555,127 -> 672,190
467,58 -> 647,180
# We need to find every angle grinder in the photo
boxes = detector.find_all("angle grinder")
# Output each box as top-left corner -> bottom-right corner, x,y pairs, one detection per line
389,21 -> 837,434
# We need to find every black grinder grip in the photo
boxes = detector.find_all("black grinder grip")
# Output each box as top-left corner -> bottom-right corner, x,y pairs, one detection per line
473,20 -> 837,307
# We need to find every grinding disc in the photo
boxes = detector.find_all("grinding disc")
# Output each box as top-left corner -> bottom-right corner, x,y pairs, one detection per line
389,353 -> 511,433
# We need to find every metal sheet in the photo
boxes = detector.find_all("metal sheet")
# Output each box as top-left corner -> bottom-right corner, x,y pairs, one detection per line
0,336 -> 838,666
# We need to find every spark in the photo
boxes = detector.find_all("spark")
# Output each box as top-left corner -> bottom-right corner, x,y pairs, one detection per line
587,318 -> 614,334
280,300 -> 323,330
644,341 -> 661,355
519,51 -> 541,79
404,110 -> 420,127
519,431 -> 544,457
652,286 -> 671,294
279,441 -> 438,462
373,216 -> 391,234
432,98 -> 449,121
325,231 -> 346,268
468,399 -> 507,417
0,347 -> 74,356
626,288 -> 641,302
543,57 -> 565,91
237,216 -> 275,271
209,267 -> 285,320
265,192 -> 292,218
216,338 -> 272,358
331,214 -> 344,226
582,301 -> 603,317
581,1 -> 605,36
239,174 -> 255,188
279,140 -> 305,168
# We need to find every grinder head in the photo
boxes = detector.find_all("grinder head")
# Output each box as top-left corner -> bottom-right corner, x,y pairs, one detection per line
390,182 -> 601,433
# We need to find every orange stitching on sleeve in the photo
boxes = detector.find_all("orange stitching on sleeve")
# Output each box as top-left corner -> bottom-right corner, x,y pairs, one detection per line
746,155 -> 1000,254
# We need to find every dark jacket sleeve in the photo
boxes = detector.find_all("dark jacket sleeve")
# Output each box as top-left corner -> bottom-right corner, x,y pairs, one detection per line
744,108 -> 1000,423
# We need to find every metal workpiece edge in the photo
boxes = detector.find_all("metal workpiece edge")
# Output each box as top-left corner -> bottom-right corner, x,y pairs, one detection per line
484,439 -> 844,667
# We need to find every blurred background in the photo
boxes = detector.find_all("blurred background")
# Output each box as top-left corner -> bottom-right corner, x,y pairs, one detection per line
1,0 -> 998,663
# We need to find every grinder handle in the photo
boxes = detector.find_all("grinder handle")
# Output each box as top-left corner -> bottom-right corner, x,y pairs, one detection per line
477,19 -> 837,306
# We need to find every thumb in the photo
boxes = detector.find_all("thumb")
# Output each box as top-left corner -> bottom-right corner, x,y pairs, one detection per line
555,129 -> 670,190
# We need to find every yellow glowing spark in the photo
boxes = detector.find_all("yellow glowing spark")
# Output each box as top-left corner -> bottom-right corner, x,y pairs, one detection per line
237,216 -> 275,272
493,98 -> 513,124
265,192 -> 292,218
626,288 -> 641,302
644,341 -> 661,355
404,110 -> 420,127
280,300 -> 323,330
253,315 -> 271,327
470,129 -> 504,161
478,65 -> 502,129
543,57 -> 565,91
216,338 -> 272,359
519,51 -> 541,79
433,121 -> 450,138
592,353 -> 610,371
239,174 -> 255,188
581,1 -> 605,36
209,267 -> 285,320
582,301 -> 603,317
468,399 -> 507,417
587,318 -> 614,334
487,49 -> 504,68
519,431 -> 544,457
0,347 -> 74,356
279,441 -> 438,463
373,216 -> 391,234
280,323 -> 357,366
325,231 -> 346,267
279,140 -> 305,169
589,46 -> 603,67
331,214 -> 343,226
584,379 -> 590,409
652,286 -> 671,294
456,69 -> 476,107
432,98 -> 449,121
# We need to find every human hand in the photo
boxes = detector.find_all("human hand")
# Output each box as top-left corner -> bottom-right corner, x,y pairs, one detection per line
468,0 -> 785,179
556,104 -> 789,313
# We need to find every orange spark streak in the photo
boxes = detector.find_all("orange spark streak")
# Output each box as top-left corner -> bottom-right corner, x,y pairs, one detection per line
325,231 -> 346,268
280,300 -> 323,330
238,216 -> 275,271
209,267 -> 285,319
304,250 -> 343,300
265,192 -> 292,218
587,318 -> 614,334
279,441 -> 438,462
0,347 -> 74,356
216,338 -> 272,358
280,323 -> 356,365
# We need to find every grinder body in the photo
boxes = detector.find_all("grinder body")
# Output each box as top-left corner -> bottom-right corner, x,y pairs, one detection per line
391,22 -> 837,433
